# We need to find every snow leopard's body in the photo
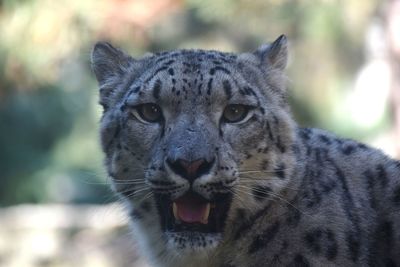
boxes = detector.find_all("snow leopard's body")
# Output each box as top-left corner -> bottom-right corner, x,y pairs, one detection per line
91,36 -> 400,267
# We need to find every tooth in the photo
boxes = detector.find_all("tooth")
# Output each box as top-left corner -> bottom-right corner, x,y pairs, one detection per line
201,203 -> 211,224
172,202 -> 178,220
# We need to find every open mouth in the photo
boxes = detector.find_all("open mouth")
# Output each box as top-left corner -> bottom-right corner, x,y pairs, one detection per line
155,191 -> 232,233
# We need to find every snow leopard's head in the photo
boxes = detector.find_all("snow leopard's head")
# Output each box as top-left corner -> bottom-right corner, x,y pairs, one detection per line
91,35 -> 296,264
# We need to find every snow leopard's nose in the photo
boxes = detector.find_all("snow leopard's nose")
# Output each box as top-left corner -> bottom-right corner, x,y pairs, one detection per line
166,158 -> 215,182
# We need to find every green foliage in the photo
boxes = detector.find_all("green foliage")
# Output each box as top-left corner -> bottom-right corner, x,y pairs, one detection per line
0,85 -> 92,204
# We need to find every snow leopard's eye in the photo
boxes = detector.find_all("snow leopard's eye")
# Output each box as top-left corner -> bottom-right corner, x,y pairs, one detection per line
222,104 -> 252,123
132,103 -> 163,123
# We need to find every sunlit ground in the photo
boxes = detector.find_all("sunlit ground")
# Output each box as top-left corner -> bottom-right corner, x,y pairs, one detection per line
0,203 -> 149,267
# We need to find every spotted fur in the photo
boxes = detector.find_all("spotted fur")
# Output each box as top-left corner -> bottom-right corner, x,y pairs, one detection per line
91,36 -> 400,267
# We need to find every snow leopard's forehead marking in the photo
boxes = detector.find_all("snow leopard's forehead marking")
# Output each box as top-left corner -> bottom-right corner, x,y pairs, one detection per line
120,49 -> 263,118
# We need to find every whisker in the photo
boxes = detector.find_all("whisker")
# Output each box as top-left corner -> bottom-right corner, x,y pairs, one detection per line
110,181 -> 147,185
124,187 -> 152,199
239,170 -> 276,174
138,191 -> 154,203
117,185 -> 150,196
98,189 -> 122,204
110,177 -> 146,182
82,182 -> 148,204
234,188 -> 294,218
80,180 -> 113,185
236,184 -> 306,216
238,178 -> 299,192
238,167 -> 296,174
84,180 -> 147,185
239,175 -> 288,181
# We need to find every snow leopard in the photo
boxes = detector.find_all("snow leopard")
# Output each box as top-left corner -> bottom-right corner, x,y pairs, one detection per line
91,35 -> 400,267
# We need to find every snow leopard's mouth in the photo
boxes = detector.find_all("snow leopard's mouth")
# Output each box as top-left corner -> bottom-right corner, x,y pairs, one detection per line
155,191 -> 232,234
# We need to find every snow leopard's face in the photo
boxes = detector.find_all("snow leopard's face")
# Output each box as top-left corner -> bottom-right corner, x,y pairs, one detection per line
92,36 -> 296,263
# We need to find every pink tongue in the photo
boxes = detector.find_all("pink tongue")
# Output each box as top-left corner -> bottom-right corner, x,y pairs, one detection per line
175,195 -> 208,223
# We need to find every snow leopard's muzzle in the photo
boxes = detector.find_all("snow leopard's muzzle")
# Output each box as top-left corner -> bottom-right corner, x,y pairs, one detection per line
156,158 -> 232,228
146,124 -> 238,249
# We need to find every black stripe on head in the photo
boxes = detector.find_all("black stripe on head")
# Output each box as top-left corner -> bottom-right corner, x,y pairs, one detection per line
209,66 -> 231,75
266,121 -> 274,140
341,144 -> 356,155
223,80 -> 232,99
245,86 -> 256,96
154,66 -> 168,76
155,56 -> 168,63
145,66 -> 168,83
238,86 -> 257,96
153,79 -> 162,99
164,59 -> 175,66
207,78 -> 213,95
319,135 -> 332,145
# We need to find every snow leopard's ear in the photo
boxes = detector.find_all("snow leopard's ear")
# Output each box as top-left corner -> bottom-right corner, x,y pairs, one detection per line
91,42 -> 134,86
254,35 -> 288,70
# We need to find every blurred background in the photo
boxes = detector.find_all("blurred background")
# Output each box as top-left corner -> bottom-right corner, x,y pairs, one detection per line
0,0 -> 399,266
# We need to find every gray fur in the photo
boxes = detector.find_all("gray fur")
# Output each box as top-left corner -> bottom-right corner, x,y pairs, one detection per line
91,35 -> 400,267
